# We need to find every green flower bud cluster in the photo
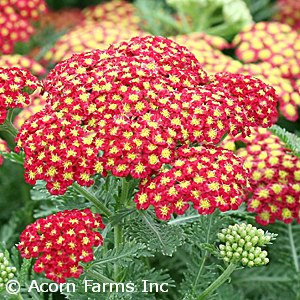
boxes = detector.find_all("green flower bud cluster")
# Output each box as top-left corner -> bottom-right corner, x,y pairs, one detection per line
217,223 -> 275,268
0,252 -> 17,290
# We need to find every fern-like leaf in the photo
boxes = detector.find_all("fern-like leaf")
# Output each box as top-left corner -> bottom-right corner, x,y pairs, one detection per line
87,242 -> 150,273
179,212 -> 232,298
125,211 -> 185,256
269,125 -> 300,158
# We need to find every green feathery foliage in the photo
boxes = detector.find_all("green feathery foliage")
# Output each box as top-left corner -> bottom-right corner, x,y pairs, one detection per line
124,211 -> 185,256
269,125 -> 300,158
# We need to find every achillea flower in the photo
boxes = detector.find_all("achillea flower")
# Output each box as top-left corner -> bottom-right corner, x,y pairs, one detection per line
83,0 -> 140,31
0,139 -> 9,165
274,0 -> 300,32
18,208 -> 105,283
238,62 -> 299,121
0,252 -> 17,291
14,91 -> 46,130
233,22 -> 300,120
16,36 -> 278,195
134,146 -> 251,220
43,0 -> 143,65
174,33 -> 296,121
172,32 -> 242,74
0,67 -> 39,124
218,223 -> 275,267
43,21 -> 144,64
0,55 -> 46,76
233,22 -> 300,81
0,0 -> 47,54
223,128 -> 300,225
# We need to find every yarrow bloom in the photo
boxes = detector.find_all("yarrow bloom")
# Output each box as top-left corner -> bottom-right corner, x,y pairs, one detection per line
0,252 -> 17,291
83,0 -> 140,30
43,22 -> 144,64
14,91 -> 46,130
233,22 -> 300,120
43,0 -> 143,64
16,36 -> 278,195
274,0 -> 300,32
233,22 -> 300,78
223,128 -> 300,225
0,0 -> 47,54
175,33 -> 298,121
18,208 -> 105,283
0,54 -> 46,76
218,223 -> 275,267
173,32 -> 240,74
0,67 -> 39,124
134,146 -> 251,220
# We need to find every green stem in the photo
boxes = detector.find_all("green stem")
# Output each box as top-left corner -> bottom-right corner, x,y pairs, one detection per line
288,223 -> 299,273
0,118 -> 18,138
114,177 -> 130,281
113,224 -> 123,281
86,269 -> 115,283
197,262 -> 237,300
72,183 -> 112,217
192,216 -> 213,294
17,293 -> 24,300
120,177 -> 130,206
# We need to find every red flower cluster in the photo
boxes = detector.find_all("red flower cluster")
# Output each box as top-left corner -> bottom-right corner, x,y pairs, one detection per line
14,91 -> 46,130
18,208 -> 105,283
224,128 -> 300,225
0,67 -> 39,124
16,36 -> 278,195
175,32 -> 298,121
135,146 -> 251,220
0,0 -> 47,54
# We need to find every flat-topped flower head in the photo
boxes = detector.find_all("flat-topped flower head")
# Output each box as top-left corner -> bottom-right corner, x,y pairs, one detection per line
0,0 -> 47,54
16,35 -> 278,194
134,146 -> 251,220
173,33 -> 298,121
0,67 -> 39,124
223,128 -> 300,225
218,223 -> 275,267
205,72 -> 278,136
233,22 -> 300,80
18,208 -> 105,283
14,91 -> 46,130
43,21 -> 144,64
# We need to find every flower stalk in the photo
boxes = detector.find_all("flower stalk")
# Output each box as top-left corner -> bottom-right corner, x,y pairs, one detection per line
72,183 -> 112,217
114,177 -> 131,281
0,118 -> 18,138
197,262 -> 237,300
